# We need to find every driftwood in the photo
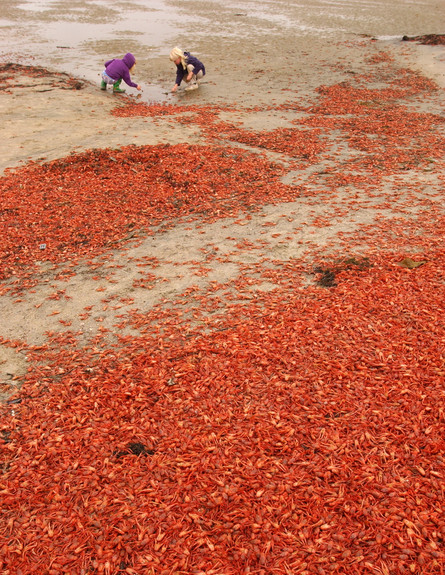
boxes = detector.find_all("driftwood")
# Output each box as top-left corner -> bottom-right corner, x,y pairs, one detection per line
402,34 -> 445,45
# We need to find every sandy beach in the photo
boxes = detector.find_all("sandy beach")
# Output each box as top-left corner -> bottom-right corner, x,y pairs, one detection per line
1,0 -> 445,171
0,0 -> 444,350
0,1 -> 444,573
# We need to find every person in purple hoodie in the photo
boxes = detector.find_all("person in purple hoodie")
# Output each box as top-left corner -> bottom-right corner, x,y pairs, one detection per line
100,52 -> 142,93
169,47 -> 205,93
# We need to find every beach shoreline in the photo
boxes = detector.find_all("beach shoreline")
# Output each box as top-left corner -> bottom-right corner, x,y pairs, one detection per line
1,28 -> 444,386
1,3 -> 444,573
0,0 -> 444,401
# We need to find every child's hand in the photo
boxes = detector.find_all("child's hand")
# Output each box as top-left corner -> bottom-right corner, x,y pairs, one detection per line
186,73 -> 193,82
137,85 -> 142,91
172,85 -> 178,93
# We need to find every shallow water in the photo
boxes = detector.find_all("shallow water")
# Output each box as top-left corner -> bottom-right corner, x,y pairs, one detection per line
1,0 -> 444,102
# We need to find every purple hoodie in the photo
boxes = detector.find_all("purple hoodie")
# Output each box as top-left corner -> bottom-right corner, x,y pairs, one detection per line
104,53 -> 138,87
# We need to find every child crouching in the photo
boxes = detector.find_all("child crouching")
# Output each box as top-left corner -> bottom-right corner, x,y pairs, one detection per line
169,47 -> 205,93
101,52 -> 141,93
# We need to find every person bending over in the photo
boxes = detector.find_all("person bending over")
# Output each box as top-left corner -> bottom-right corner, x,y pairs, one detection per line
101,52 -> 141,93
170,47 -> 205,92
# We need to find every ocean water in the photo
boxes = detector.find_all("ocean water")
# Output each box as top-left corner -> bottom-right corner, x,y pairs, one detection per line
1,0 -> 444,100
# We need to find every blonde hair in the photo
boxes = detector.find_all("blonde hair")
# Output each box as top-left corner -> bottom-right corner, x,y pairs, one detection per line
169,47 -> 186,69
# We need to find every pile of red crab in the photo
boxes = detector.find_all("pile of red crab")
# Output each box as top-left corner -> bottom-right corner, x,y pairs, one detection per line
0,54 -> 444,575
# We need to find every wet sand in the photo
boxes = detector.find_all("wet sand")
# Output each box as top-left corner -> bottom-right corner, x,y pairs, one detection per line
1,0 -> 445,104
0,0 -> 444,389
0,3 -> 445,573
1,0 -> 444,173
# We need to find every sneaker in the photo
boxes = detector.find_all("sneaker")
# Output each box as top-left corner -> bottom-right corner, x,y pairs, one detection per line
185,81 -> 198,91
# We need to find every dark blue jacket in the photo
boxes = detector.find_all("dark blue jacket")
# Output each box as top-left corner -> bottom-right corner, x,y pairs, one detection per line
175,52 -> 206,86
104,53 -> 138,87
